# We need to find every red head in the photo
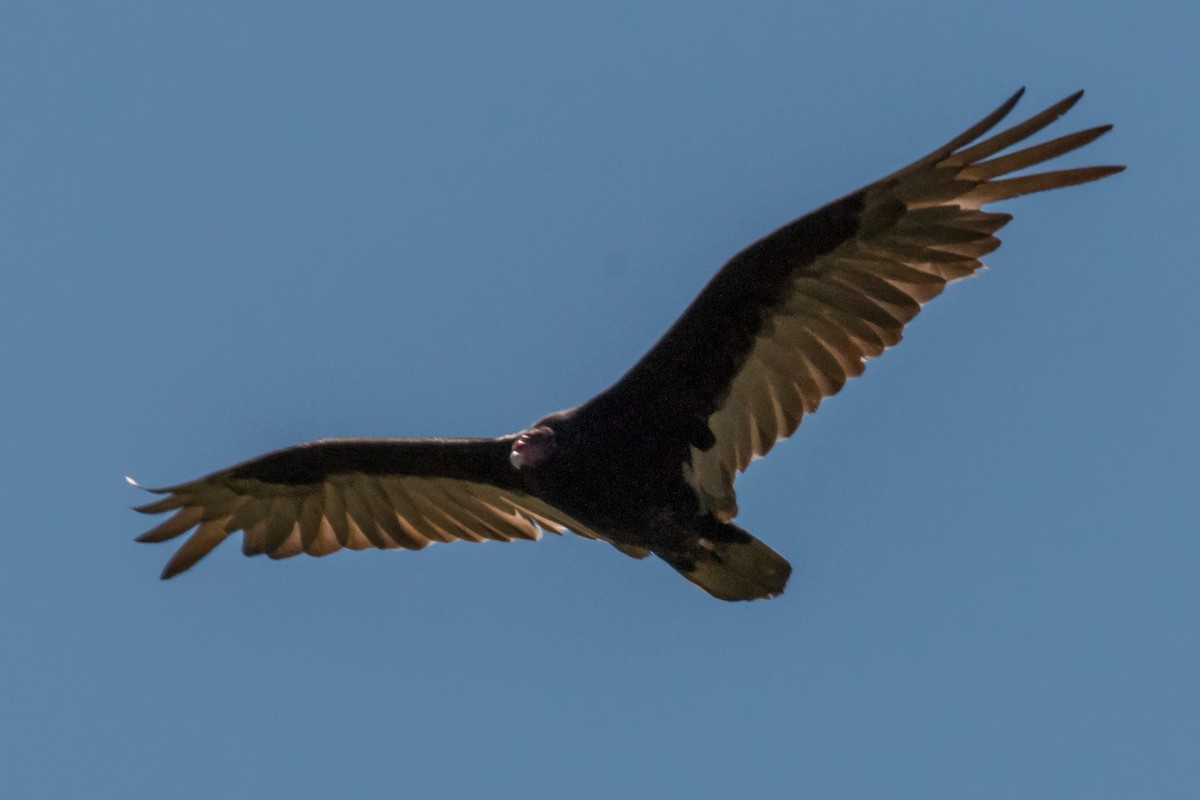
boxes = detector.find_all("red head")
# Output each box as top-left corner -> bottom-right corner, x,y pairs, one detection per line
509,426 -> 556,470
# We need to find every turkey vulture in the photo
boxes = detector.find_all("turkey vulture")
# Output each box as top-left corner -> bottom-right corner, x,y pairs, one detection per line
132,88 -> 1121,601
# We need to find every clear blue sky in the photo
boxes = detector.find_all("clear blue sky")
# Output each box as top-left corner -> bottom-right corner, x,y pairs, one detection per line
3,2 -> 1196,798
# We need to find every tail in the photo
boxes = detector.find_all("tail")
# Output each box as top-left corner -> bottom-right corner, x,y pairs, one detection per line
659,525 -> 792,602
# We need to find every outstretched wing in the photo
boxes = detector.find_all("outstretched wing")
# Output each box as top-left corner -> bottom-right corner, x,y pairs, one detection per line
132,437 -> 622,579
579,89 -> 1122,520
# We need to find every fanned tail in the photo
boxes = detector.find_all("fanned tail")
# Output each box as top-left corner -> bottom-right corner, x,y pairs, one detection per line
659,525 -> 792,601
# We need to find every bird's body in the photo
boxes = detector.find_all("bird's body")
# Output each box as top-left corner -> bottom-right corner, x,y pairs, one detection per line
133,89 -> 1122,601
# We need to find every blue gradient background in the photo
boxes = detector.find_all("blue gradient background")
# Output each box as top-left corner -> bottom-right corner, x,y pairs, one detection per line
3,2 -> 1195,798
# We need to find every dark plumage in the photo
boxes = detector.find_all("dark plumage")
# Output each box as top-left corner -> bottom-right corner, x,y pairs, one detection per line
132,89 -> 1122,600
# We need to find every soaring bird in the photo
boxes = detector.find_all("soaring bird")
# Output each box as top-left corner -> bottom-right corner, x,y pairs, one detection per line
132,88 -> 1121,601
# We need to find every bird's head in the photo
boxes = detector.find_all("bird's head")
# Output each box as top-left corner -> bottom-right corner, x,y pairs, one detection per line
509,425 -> 557,470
